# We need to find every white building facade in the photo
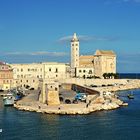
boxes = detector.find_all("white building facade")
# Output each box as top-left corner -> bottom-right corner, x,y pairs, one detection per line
94,50 -> 116,78
10,62 -> 67,89
76,67 -> 94,78
43,62 -> 67,80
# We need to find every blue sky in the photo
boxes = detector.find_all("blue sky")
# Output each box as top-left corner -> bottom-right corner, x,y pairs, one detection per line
0,0 -> 140,73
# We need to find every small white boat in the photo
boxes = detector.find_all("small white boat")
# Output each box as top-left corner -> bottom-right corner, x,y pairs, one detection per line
3,95 -> 15,106
127,94 -> 134,99
2,89 -> 25,106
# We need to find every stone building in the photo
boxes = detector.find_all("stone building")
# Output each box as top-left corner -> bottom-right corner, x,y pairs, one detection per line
39,80 -> 60,105
76,55 -> 94,78
71,33 -> 79,68
94,50 -> 116,78
70,33 -> 116,78
43,62 -> 66,80
70,33 -> 94,78
70,33 -> 79,76
11,63 -> 44,89
0,62 -> 13,90
10,62 -> 67,89
11,63 -> 44,79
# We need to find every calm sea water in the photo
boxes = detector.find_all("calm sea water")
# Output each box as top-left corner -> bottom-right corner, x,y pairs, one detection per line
1,89 -> 140,140
119,73 -> 140,79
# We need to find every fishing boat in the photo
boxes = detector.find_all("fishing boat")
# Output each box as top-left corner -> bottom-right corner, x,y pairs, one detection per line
3,94 -> 15,106
127,93 -> 134,99
9,89 -> 24,101
3,89 -> 24,106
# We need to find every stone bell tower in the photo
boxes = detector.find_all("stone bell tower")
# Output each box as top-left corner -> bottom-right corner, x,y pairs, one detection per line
71,33 -> 79,69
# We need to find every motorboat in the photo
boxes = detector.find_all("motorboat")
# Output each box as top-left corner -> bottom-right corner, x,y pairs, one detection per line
3,89 -> 24,106
3,94 -> 15,106
127,93 -> 134,99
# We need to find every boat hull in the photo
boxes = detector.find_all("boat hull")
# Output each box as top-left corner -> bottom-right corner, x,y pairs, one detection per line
3,97 -> 15,106
127,94 -> 134,99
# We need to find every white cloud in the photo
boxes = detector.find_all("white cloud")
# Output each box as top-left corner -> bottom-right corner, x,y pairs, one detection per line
57,35 -> 118,44
5,51 -> 68,57
58,36 -> 72,43
5,52 -> 24,55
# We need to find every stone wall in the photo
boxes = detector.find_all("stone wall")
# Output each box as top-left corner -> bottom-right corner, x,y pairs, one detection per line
61,78 -> 128,86
47,90 -> 60,105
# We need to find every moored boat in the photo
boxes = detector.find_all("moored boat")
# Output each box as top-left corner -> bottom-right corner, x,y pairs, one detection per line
9,89 -> 24,101
127,94 -> 134,99
3,95 -> 15,106
3,89 -> 24,106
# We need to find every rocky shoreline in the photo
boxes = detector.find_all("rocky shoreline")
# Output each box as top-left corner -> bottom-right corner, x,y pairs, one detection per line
14,91 -> 128,115
14,79 -> 140,115
14,102 -> 128,115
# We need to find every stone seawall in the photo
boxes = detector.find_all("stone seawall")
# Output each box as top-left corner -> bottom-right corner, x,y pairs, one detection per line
13,79 -> 140,115
61,79 -> 140,93
93,79 -> 140,92
14,93 -> 128,115
61,78 -> 129,86
14,103 -> 125,115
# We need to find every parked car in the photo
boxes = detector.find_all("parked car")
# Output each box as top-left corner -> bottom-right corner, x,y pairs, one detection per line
65,99 -> 71,104
75,93 -> 87,101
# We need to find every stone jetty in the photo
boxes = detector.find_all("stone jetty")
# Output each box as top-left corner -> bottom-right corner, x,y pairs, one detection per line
14,91 -> 128,115
13,79 -> 140,115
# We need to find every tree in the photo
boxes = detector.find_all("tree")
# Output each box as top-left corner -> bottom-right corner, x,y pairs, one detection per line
103,73 -> 117,79
110,73 -> 114,79
114,73 -> 119,79
103,73 -> 107,79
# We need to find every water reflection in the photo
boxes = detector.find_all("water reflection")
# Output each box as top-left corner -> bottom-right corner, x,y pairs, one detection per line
0,89 -> 140,140
0,97 -> 3,108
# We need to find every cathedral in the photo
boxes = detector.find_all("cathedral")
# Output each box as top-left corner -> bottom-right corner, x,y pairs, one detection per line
70,33 -> 116,78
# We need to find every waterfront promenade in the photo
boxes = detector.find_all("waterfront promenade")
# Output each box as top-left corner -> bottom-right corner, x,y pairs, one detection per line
93,79 -> 140,92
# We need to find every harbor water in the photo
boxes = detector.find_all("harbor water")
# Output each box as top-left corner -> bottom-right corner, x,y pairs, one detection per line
1,89 -> 140,140
119,73 -> 140,79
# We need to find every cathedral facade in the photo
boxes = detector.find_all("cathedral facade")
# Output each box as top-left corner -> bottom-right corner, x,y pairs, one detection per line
70,33 -> 116,78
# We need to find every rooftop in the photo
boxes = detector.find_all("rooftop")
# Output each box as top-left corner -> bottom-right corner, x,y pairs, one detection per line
95,50 -> 116,56
79,55 -> 94,59
0,62 -> 6,65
